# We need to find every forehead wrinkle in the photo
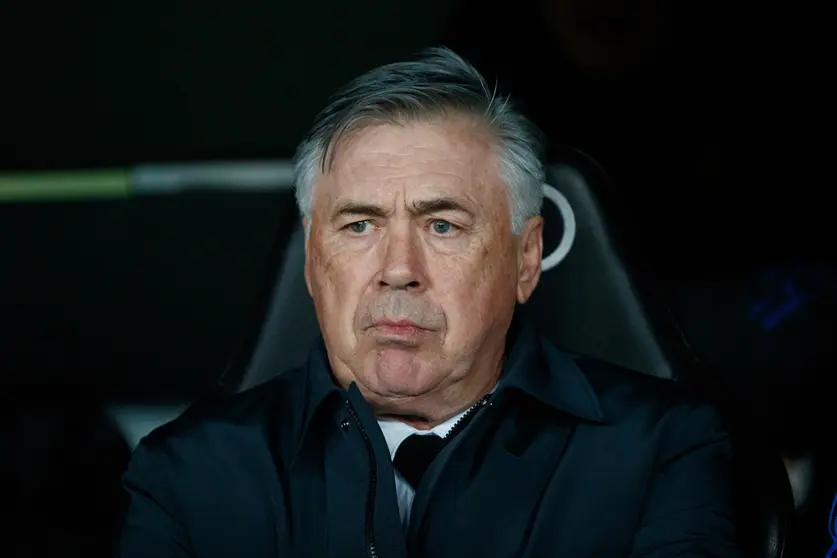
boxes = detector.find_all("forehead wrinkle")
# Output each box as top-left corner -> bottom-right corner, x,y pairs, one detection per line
339,118 -> 494,166
342,148 -> 477,185
316,120 -> 506,215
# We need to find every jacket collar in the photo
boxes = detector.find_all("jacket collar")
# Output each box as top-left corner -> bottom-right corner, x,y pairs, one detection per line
497,313 -> 604,423
295,312 -> 604,454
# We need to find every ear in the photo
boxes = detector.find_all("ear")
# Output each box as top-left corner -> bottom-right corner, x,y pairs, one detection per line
516,216 -> 543,304
302,217 -> 313,297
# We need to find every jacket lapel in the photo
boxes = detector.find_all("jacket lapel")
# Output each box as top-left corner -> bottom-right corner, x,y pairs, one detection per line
407,392 -> 579,557
406,317 -> 605,557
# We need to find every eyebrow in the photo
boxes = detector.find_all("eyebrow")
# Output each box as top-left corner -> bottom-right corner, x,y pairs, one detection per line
331,197 -> 475,222
410,197 -> 475,218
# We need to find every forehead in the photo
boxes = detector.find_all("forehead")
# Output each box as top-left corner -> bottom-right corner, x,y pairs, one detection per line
316,119 -> 505,208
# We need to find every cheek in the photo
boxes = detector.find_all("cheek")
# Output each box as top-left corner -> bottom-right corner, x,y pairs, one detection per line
434,243 -> 516,325
475,237 -> 517,289
311,249 -> 371,314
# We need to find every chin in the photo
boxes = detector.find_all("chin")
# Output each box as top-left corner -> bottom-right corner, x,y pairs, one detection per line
362,350 -> 442,397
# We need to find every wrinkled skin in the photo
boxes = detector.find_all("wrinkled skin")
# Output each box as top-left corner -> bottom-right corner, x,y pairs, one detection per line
304,118 -> 543,426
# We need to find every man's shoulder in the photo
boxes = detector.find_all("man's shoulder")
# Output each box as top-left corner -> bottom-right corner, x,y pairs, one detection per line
138,366 -> 309,455
121,368 -> 314,524
567,353 -> 721,429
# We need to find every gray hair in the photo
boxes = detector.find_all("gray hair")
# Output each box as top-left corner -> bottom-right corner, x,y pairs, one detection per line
292,47 -> 545,235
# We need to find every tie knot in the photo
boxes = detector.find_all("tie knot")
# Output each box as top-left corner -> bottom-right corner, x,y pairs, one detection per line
393,433 -> 446,490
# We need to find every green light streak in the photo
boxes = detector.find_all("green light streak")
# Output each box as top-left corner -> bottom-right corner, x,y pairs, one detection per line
0,170 -> 131,202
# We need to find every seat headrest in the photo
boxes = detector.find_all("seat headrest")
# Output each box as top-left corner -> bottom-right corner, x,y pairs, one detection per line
523,162 -> 674,378
222,224 -> 320,393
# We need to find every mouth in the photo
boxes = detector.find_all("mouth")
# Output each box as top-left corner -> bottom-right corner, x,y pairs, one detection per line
370,320 -> 430,337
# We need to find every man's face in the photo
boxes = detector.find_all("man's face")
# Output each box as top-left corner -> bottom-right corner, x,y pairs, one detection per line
304,119 -> 542,411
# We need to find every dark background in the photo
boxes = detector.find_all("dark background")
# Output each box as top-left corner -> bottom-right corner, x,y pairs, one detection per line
2,1 -> 452,169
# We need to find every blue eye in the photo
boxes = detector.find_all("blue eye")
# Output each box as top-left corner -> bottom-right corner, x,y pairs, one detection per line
431,220 -> 453,234
348,221 -> 369,234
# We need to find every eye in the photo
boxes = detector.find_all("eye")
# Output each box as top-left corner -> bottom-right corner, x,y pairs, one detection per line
346,220 -> 371,234
430,220 -> 456,235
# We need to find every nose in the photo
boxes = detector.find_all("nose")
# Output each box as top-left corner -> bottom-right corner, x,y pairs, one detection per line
378,225 -> 426,291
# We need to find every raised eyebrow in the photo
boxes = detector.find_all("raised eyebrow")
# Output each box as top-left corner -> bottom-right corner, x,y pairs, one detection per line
409,197 -> 475,218
330,202 -> 389,222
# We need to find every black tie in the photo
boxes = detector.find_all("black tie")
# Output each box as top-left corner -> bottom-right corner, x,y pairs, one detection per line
393,433 -> 446,490
392,394 -> 491,489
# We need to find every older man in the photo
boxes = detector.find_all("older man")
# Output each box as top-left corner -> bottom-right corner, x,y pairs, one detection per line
118,48 -> 738,557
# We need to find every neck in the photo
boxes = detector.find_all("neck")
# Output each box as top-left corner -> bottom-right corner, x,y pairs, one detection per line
371,365 -> 501,429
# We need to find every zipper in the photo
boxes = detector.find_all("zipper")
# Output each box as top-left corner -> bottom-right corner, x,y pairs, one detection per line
345,391 -> 492,557
402,392 -> 494,544
345,400 -> 379,558
443,392 -> 493,441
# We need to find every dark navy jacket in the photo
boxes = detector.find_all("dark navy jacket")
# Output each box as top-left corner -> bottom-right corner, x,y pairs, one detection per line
118,321 -> 738,557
